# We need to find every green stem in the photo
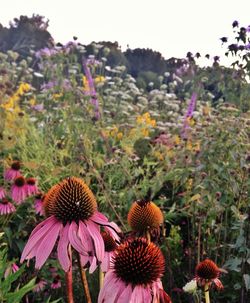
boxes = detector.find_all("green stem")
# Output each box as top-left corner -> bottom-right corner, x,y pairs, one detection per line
204,283 -> 210,303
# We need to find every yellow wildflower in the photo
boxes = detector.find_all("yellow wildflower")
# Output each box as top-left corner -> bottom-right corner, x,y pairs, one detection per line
141,128 -> 149,137
29,98 -> 36,106
82,76 -> 90,92
186,141 -> 193,151
116,132 -> 123,140
53,93 -> 63,100
186,178 -> 193,191
94,76 -> 106,84
153,151 -> 164,161
173,135 -> 181,145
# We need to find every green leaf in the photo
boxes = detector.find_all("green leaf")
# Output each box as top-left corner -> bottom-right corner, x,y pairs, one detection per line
5,278 -> 36,303
2,265 -> 25,293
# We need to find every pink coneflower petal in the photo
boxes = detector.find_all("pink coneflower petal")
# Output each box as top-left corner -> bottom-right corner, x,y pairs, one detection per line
78,220 -> 94,251
21,216 -> 60,263
101,252 -> 111,272
57,223 -> 70,271
98,271 -> 125,303
130,285 -> 152,302
85,220 -> 105,261
4,161 -> 21,181
68,221 -> 88,256
116,283 -> 133,303
0,200 -> 16,215
35,221 -> 62,269
0,187 -> 5,199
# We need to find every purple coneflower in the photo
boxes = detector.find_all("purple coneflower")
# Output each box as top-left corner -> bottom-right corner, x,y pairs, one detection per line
11,176 -> 27,204
4,161 -> 21,181
4,262 -> 19,278
34,192 -> 45,216
26,177 -> 39,196
21,177 -> 120,272
98,237 -> 172,303
33,278 -> 47,292
195,259 -> 224,290
0,187 -> 5,199
51,275 -> 61,289
0,198 -> 16,215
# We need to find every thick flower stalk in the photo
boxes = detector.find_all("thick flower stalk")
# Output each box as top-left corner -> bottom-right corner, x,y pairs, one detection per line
21,177 -> 120,272
98,237 -> 172,302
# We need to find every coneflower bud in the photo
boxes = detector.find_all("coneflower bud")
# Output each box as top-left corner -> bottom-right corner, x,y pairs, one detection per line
127,200 -> 163,233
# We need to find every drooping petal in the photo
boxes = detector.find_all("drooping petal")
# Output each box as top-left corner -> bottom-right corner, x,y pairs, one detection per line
130,285 -> 152,303
91,212 -> 121,237
85,220 -> 105,261
101,252 -> 110,273
21,216 -> 58,263
35,221 -> 62,268
68,221 -> 88,255
89,256 -> 98,273
78,220 -> 93,252
214,278 -> 224,290
57,223 -> 71,271
98,271 -> 125,303
116,283 -> 133,303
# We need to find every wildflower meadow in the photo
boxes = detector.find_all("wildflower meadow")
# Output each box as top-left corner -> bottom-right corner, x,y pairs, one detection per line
0,15 -> 249,303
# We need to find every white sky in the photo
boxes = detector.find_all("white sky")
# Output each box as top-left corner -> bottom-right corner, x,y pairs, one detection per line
1,0 -> 250,66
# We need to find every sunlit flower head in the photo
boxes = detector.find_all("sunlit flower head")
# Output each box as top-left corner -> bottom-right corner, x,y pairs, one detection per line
11,176 -> 27,204
98,237 -> 171,302
0,198 -> 16,215
4,161 -> 21,181
21,177 -> 120,272
127,199 -> 164,235
195,259 -> 224,290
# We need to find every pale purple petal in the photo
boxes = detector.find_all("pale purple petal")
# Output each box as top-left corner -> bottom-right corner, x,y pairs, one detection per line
57,223 -> 71,271
21,216 -> 59,262
78,220 -> 93,251
68,221 -> 88,255
98,271 -> 125,303
35,221 -> 62,268
130,285 -> 152,303
116,283 -> 133,303
85,220 -> 105,261
89,256 -> 98,273
101,252 -> 110,272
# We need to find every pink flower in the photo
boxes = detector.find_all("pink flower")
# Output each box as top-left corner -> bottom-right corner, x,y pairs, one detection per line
0,198 -> 16,215
51,275 -> 61,289
11,176 -> 27,204
4,161 -> 21,181
33,278 -> 47,292
98,238 -> 172,303
4,262 -> 19,278
21,177 -> 120,272
26,177 -> 39,196
34,192 -> 45,216
0,187 -> 6,199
